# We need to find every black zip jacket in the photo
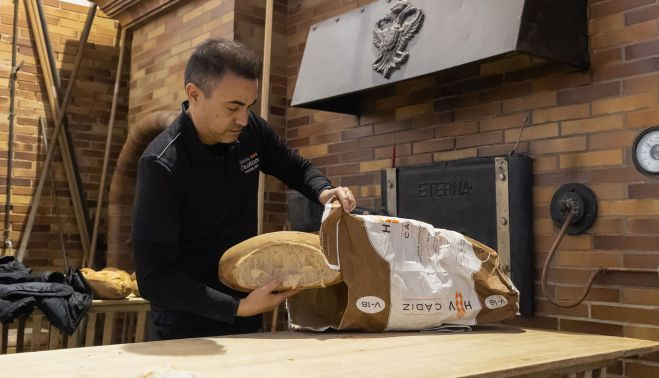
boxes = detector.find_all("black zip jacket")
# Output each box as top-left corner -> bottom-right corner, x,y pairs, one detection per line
0,256 -> 92,335
132,101 -> 333,340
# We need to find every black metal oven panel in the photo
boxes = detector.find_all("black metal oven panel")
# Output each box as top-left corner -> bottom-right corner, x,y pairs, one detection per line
383,155 -> 534,316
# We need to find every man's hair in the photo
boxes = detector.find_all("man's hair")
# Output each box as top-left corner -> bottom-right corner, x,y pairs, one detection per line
184,38 -> 262,97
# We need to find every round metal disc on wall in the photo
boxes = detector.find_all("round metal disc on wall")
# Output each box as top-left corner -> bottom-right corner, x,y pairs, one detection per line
550,183 -> 598,235
632,125 -> 659,178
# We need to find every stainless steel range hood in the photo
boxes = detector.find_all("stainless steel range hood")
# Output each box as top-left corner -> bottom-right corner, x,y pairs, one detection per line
291,0 -> 589,115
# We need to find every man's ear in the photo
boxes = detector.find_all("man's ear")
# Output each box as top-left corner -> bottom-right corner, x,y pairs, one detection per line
185,83 -> 201,103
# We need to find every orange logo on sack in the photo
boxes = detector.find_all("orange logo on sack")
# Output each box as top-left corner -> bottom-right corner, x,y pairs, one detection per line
455,291 -> 466,319
375,216 -> 400,224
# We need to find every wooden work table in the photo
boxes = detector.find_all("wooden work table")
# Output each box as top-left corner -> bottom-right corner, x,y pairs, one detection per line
1,325 -> 657,377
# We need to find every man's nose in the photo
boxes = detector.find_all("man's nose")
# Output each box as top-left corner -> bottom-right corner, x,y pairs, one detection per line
235,108 -> 249,126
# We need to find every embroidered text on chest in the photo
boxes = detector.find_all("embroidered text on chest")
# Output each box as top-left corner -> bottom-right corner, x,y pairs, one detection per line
239,152 -> 260,174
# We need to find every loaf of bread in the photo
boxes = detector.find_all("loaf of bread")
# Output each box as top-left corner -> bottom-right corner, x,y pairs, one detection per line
81,267 -> 138,299
219,231 -> 342,292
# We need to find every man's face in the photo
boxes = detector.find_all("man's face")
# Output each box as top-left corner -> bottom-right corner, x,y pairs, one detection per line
186,72 -> 258,144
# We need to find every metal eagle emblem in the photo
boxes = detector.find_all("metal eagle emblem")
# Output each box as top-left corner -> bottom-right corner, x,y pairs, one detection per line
372,0 -> 425,78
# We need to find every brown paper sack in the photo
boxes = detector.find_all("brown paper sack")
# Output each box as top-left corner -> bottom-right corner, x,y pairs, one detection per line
81,267 -> 135,299
219,231 -> 342,292
287,202 -> 519,331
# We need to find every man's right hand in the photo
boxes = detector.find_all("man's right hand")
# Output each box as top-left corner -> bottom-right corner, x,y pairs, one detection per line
236,279 -> 301,317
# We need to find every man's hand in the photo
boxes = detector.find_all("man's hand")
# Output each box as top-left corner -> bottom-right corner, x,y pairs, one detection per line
319,186 -> 356,213
236,280 -> 301,317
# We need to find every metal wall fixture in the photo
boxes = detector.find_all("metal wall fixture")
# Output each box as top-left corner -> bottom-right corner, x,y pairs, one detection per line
542,183 -> 659,308
372,0 -> 425,78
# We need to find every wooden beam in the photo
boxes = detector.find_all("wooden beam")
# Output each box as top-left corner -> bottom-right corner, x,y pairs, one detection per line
17,5 -> 97,262
19,0 -> 93,261
257,0 -> 274,237
87,27 -> 128,269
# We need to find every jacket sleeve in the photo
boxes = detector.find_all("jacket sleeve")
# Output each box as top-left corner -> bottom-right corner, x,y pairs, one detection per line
132,156 -> 239,323
253,114 -> 333,204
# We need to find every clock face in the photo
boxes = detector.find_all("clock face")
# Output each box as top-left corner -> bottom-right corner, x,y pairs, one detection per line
633,126 -> 659,177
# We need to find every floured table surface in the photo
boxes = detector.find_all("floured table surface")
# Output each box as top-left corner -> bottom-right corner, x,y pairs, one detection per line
1,325 -> 657,377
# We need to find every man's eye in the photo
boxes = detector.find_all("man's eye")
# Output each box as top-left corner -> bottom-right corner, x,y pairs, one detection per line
227,107 -> 239,112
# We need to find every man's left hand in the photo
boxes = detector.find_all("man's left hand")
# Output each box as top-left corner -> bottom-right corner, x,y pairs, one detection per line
319,187 -> 357,213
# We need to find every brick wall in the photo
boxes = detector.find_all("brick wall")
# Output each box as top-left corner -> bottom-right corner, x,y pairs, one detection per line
102,0 -> 235,267
0,0 -> 127,270
123,0 -> 289,249
287,0 -> 659,376
128,0 -> 234,125
234,0 -> 289,233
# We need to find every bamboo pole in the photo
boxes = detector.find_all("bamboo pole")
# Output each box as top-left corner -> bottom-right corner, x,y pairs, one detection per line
257,0 -> 273,237
38,117 -> 69,271
254,0 -> 279,333
17,5 -> 97,262
2,0 -> 22,256
20,0 -> 92,261
35,0 -> 93,251
87,28 -> 128,269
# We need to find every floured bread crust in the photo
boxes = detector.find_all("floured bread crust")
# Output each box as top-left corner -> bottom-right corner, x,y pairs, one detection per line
219,231 -> 342,292
81,267 -> 139,299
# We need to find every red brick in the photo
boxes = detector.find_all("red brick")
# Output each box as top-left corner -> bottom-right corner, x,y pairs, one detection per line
328,140 -> 360,154
480,82 -> 534,103
528,136 -> 587,154
589,130 -> 636,149
340,149 -> 373,163
310,154 -> 340,167
594,236 -> 659,251
629,183 -> 659,199
594,57 -> 659,81
591,304 -> 658,324
478,142 -> 528,157
557,286 -> 620,303
559,319 -> 623,337
626,108 -> 659,128
455,130 -> 503,149
455,75 -> 503,94
536,299 -> 589,317
359,134 -> 394,148
622,288 -> 659,306
395,154 -> 432,167
410,111 -> 454,127
556,82 -> 620,105
623,253 -> 659,268
359,109 -> 395,126
591,48 -> 623,66
534,170 -> 590,186
310,132 -> 341,145
287,115 -> 310,128
394,128 -> 434,144
434,121 -> 478,138
626,38 -> 659,60
625,4 -> 659,26
625,360 -> 659,378
624,73 -> 659,94
412,137 -> 454,154
374,120 -> 409,135
341,174 -> 377,187
479,113 -> 528,132
590,167 -> 646,183
590,0 -> 655,18
433,94 -> 480,112
327,163 -> 360,176
454,102 -> 501,121
627,218 -> 659,234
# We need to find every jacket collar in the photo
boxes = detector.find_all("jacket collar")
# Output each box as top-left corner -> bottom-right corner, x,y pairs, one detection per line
180,101 -> 224,165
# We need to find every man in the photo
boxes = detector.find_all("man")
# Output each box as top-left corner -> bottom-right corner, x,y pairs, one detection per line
132,38 -> 356,340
